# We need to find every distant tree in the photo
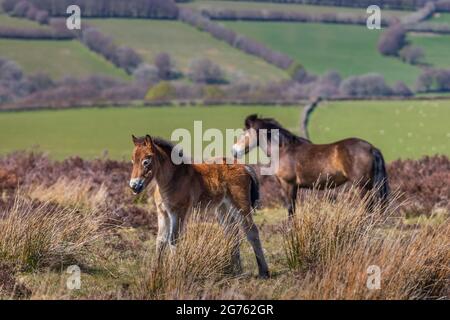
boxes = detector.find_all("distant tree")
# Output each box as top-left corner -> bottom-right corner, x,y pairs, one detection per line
340,73 -> 393,97
416,69 -> 435,92
393,81 -> 413,96
11,0 -> 31,17
188,58 -> 226,84
203,85 -> 226,102
35,10 -> 49,24
399,46 -> 425,65
25,5 -> 38,20
435,69 -> 450,91
377,24 -> 406,56
133,64 -> 160,86
0,60 -> 24,82
27,72 -> 54,93
145,81 -> 175,102
154,52 -> 177,80
114,46 -> 142,74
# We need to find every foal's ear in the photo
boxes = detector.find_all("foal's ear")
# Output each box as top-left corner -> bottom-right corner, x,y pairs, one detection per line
132,134 -> 138,146
144,135 -> 154,148
245,114 -> 258,129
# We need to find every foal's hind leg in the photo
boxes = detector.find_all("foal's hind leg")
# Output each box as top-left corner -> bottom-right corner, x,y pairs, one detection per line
240,213 -> 269,278
228,184 -> 269,278
216,203 -> 242,275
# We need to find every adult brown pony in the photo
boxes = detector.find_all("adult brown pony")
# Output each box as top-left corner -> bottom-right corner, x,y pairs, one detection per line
232,114 -> 389,217
129,135 -> 270,278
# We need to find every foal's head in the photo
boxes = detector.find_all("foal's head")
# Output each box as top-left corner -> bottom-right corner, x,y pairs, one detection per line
129,135 -> 159,195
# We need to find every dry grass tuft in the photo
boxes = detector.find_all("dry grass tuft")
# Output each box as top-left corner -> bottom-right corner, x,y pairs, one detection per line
0,193 -> 107,271
282,186 -> 394,272
281,187 -> 450,299
133,212 -> 241,299
28,178 -> 108,210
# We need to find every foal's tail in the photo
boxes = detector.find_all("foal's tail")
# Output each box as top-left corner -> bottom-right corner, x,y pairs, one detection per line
245,165 -> 260,209
371,148 -> 390,204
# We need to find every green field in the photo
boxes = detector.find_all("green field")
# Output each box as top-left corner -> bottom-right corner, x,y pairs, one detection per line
0,106 -> 300,160
87,19 -> 287,83
409,33 -> 450,69
224,21 -> 421,85
0,101 -> 449,161
182,0 -> 409,17
310,100 -> 450,160
0,13 -> 51,30
430,12 -> 450,25
0,39 -> 129,80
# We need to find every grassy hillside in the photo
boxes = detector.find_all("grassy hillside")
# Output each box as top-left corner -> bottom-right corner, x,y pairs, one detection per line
409,33 -> 450,69
0,13 -> 51,30
0,101 -> 449,161
224,21 -> 421,85
87,19 -> 287,83
182,0 -> 409,17
0,39 -> 130,80
309,100 -> 450,160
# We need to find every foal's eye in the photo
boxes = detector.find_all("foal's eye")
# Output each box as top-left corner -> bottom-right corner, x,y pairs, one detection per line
142,158 -> 151,167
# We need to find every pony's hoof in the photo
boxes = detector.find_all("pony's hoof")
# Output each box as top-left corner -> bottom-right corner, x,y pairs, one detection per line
259,271 -> 270,279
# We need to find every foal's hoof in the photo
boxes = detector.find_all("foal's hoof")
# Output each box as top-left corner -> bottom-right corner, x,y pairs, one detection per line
259,271 -> 270,279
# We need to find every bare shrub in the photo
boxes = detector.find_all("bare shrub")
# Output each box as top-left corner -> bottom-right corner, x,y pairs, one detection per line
0,193 -> 107,271
399,45 -> 425,65
188,58 -> 226,84
378,24 -> 407,56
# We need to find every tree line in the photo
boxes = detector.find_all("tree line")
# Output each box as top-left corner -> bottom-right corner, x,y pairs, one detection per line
3,0 -> 179,19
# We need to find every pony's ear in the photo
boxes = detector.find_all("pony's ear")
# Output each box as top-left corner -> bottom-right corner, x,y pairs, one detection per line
132,134 -> 138,145
245,114 -> 258,129
144,135 -> 154,148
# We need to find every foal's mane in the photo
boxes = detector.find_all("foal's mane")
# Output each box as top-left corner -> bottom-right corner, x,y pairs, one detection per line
250,115 -> 311,146
135,136 -> 179,157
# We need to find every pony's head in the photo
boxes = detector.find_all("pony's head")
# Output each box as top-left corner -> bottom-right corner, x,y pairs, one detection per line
232,114 -> 261,158
232,114 -> 310,158
129,134 -> 157,194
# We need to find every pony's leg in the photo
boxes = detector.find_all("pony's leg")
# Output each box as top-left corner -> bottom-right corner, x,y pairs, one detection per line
167,208 -> 188,251
278,178 -> 298,218
156,205 -> 170,257
218,203 -> 242,275
240,213 -> 270,278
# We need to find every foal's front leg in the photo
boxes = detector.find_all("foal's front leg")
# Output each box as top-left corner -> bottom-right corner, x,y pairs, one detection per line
167,208 -> 188,251
155,205 -> 170,257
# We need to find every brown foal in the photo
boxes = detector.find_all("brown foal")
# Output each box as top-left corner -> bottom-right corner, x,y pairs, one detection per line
232,114 -> 390,217
129,135 -> 269,278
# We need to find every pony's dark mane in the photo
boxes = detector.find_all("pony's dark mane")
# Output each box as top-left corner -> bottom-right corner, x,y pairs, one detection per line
254,116 -> 311,146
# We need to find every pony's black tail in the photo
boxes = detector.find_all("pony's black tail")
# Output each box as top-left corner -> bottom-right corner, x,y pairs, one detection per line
372,148 -> 390,204
245,165 -> 260,209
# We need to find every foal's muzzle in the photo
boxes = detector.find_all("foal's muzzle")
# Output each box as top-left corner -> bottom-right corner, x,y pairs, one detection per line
129,178 -> 145,195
